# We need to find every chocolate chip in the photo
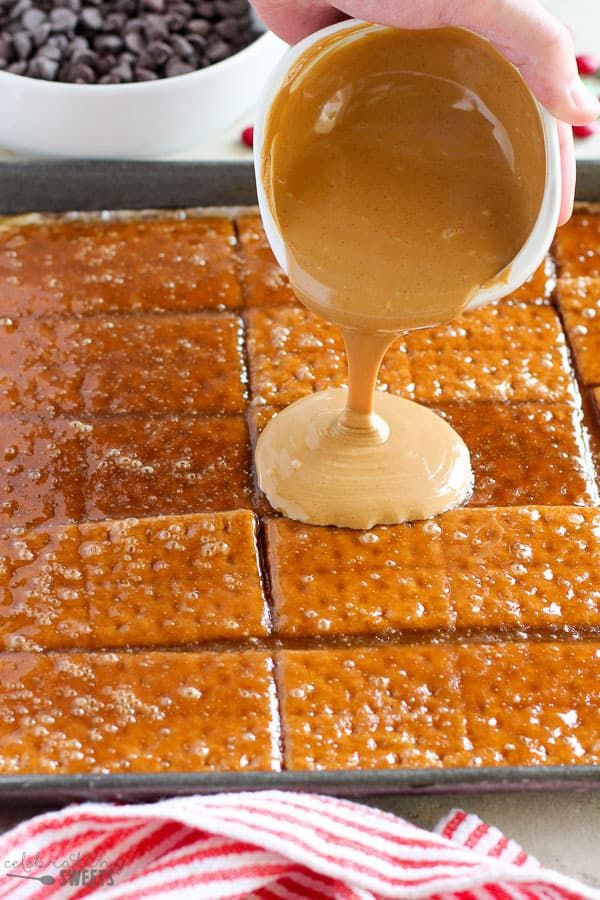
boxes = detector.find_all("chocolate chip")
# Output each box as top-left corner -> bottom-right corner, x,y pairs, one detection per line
69,34 -> 89,51
187,18 -> 209,35
48,33 -> 69,50
7,59 -> 27,73
110,60 -> 132,81
68,61 -> 94,81
173,1 -> 193,16
94,55 -> 110,73
0,36 -> 12,59
145,13 -> 167,29
145,22 -> 168,41
170,34 -> 194,58
165,57 -> 193,76
69,48 -> 96,66
11,0 -> 32,21
104,11 -> 125,31
124,17 -> 145,33
215,0 -> 234,15
195,1 -> 217,18
215,16 -> 238,39
80,6 -> 102,29
186,32 -> 206,52
49,7 -> 77,31
12,31 -> 32,60
165,10 -> 186,31
147,39 -> 170,64
28,55 -> 58,78
142,0 -> 165,11
133,48 -> 152,68
32,23 -> 51,46
124,30 -> 144,53
134,65 -> 157,80
93,33 -> 122,52
21,7 -> 45,30
205,39 -> 229,62
37,43 -> 62,60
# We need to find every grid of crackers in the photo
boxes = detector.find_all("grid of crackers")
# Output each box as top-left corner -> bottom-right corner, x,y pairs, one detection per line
0,206 -> 599,776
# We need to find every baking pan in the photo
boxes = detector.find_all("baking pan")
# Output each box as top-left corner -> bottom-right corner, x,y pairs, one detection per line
0,158 -> 596,215
0,158 -> 598,801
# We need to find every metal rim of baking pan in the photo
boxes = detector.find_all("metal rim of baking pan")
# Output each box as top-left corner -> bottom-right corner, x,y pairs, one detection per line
0,158 -> 597,214
0,158 -> 598,799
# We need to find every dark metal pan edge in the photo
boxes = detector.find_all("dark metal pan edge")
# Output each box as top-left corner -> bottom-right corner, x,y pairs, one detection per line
0,160 -> 260,213
0,158 -> 598,214
0,766 -> 598,804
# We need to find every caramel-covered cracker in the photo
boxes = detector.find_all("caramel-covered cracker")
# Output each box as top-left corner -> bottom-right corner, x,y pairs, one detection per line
441,507 -> 600,629
459,642 -> 600,766
1,314 -> 246,416
0,650 -> 279,774
267,517 -> 450,637
407,303 -> 574,403
0,526 -> 88,651
0,511 -> 268,650
81,314 -> 246,415
0,216 -> 241,317
0,417 -> 86,528
246,307 -> 412,407
247,404 -> 278,447
280,641 -> 600,770
555,277 -> 600,386
83,415 -> 253,519
269,506 -> 600,638
79,511 -> 268,647
278,645 -> 467,770
435,401 -> 595,507
245,307 -> 347,406
584,393 -> 600,502
0,317 -> 84,415
555,210 -> 600,278
589,388 -> 600,477
504,256 -> 555,304
236,214 -> 296,307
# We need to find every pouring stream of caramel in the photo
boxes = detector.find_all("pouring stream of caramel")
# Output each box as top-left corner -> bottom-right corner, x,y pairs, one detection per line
256,24 -> 545,528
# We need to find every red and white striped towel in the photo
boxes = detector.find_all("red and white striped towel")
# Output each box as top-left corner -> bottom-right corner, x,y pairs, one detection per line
0,791 -> 596,899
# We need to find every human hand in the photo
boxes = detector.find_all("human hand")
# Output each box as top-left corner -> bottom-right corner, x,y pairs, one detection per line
252,0 -> 600,224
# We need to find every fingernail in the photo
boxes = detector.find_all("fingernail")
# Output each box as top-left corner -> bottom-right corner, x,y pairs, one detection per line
570,77 -> 600,115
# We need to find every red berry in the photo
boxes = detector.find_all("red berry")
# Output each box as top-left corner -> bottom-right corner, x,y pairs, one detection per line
241,125 -> 254,149
573,122 -> 599,139
576,54 -> 599,76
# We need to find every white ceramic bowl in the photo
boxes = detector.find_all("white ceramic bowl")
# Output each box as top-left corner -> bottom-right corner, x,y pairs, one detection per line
254,19 -> 562,311
0,29 -> 286,158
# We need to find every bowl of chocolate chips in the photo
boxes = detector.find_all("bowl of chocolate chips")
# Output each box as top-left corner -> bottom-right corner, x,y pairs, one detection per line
0,0 -> 285,156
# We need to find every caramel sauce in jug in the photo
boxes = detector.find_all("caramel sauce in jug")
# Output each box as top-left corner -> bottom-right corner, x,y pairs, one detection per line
256,24 -> 546,528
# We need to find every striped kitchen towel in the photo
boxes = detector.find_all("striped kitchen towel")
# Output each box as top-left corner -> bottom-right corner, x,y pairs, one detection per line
0,791 -> 596,899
